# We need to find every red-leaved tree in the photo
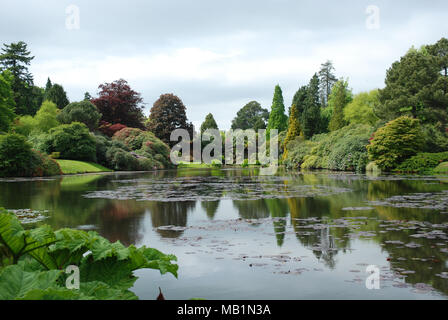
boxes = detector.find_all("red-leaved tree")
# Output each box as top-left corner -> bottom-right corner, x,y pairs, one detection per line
91,79 -> 145,129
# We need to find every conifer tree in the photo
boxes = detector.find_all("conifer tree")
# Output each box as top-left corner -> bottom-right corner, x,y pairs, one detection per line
267,85 -> 288,134
328,79 -> 352,131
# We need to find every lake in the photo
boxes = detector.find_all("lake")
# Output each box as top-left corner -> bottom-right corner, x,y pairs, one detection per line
1,168 -> 448,300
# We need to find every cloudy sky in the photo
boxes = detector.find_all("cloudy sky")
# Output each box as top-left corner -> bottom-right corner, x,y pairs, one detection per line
1,0 -> 447,129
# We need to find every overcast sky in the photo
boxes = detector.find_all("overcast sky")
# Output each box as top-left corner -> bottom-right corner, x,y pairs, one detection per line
1,0 -> 447,129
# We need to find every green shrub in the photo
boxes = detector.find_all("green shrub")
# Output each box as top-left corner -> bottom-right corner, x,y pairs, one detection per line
106,147 -> 139,171
395,152 -> 448,173
422,124 -> 448,153
45,122 -> 97,162
0,134 -> 61,177
367,116 -> 424,171
284,124 -> 373,172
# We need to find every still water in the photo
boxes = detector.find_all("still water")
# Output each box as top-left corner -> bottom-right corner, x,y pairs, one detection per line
1,168 -> 448,300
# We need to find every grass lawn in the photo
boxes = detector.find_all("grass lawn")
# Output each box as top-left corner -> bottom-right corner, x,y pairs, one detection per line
56,160 -> 112,174
177,161 -> 222,168
433,162 -> 448,174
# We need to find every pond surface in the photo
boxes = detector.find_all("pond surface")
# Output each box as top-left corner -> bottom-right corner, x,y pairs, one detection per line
1,168 -> 448,300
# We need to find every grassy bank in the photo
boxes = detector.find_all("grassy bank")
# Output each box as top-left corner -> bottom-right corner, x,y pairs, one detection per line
434,162 -> 448,174
56,159 -> 112,174
177,161 -> 222,169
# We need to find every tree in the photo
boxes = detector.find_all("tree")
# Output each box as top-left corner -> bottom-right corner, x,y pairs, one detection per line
283,104 -> 302,160
318,60 -> 337,107
57,100 -> 101,131
267,85 -> 288,134
301,74 -> 322,139
427,37 -> 448,77
200,113 -> 218,134
45,77 -> 52,93
231,101 -> 269,130
0,71 -> 16,132
344,90 -> 380,126
146,93 -> 193,147
291,85 -> 308,116
367,116 -> 424,171
91,79 -> 145,129
377,41 -> 448,125
45,83 -> 69,109
34,101 -> 60,133
328,79 -> 352,131
84,92 -> 92,101
0,41 -> 39,115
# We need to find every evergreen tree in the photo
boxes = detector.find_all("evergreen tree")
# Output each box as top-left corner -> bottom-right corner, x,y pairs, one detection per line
84,92 -> 92,101
282,104 -> 302,160
301,74 -> 322,139
0,41 -> 39,115
46,83 -> 69,109
291,85 -> 308,115
45,77 -> 52,93
0,71 -> 16,132
200,113 -> 219,134
328,79 -> 352,131
318,60 -> 337,107
267,85 -> 288,134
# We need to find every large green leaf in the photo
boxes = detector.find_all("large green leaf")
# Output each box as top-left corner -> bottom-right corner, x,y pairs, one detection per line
0,264 -> 62,300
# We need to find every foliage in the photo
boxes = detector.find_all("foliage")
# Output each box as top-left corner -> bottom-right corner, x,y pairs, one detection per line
267,85 -> 288,134
284,124 -> 374,172
0,134 -> 60,177
0,133 -> 35,177
146,93 -> 193,147
91,79 -> 145,129
377,39 -> 448,126
0,209 -> 178,300
44,123 -> 97,162
344,90 -> 380,126
0,41 -> 41,115
395,152 -> 448,173
200,113 -> 219,134
301,74 -> 323,139
55,160 -> 111,174
231,101 -> 269,130
367,116 -> 424,171
433,162 -> 448,174
98,121 -> 127,137
33,101 -> 60,133
112,127 -> 172,169
58,100 -> 101,131
45,84 -> 69,110
328,79 -> 352,131
421,123 -> 448,153
0,71 -> 16,132
282,104 -> 302,160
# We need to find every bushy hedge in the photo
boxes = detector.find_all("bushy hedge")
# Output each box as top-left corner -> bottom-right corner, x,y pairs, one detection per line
367,116 -> 424,171
0,133 -> 61,177
284,124 -> 374,172
57,101 -> 101,131
395,152 -> 448,173
43,122 -> 97,162
112,128 -> 172,169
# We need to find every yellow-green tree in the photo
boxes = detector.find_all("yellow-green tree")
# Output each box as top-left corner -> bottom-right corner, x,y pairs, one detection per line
282,104 -> 302,160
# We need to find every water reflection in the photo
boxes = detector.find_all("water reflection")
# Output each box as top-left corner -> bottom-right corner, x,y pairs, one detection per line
1,169 -> 448,297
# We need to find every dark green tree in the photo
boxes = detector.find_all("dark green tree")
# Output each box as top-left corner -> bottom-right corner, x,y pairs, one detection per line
231,101 -> 269,130
45,77 -> 52,93
377,41 -> 448,125
301,74 -> 322,139
267,85 -> 288,134
291,85 -> 308,116
0,41 -> 39,115
318,60 -> 337,107
146,93 -> 193,147
200,113 -> 219,134
46,83 -> 69,109
0,71 -> 16,132
57,100 -> 102,131
84,92 -> 92,101
427,37 -> 448,77
328,79 -> 352,131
